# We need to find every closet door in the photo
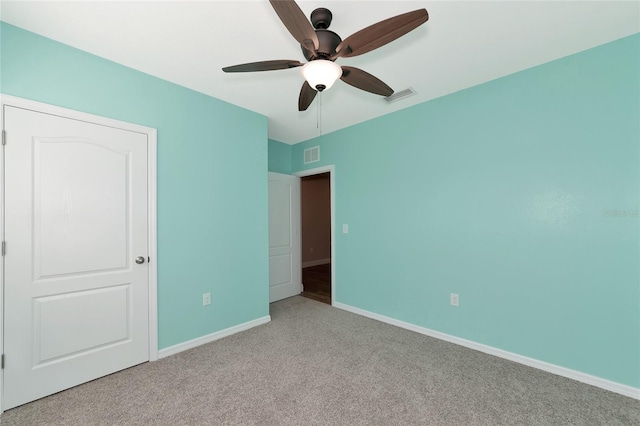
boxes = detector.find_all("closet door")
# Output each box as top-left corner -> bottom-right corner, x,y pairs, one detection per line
4,105 -> 150,409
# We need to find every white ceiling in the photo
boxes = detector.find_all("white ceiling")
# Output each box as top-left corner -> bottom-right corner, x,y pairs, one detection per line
2,1 -> 638,144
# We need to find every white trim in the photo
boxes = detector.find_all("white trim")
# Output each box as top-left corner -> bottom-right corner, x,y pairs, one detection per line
0,94 -> 160,411
302,258 -> 331,268
334,302 -> 640,400
147,129 -> 159,362
294,165 -> 336,306
158,316 -> 272,359
0,98 -> 5,414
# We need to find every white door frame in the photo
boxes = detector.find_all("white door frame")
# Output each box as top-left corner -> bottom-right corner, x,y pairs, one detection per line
294,165 -> 335,305
0,94 -> 159,413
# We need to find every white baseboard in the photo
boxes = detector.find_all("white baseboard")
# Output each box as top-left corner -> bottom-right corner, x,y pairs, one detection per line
333,302 -> 640,400
158,315 -> 271,359
302,258 -> 331,268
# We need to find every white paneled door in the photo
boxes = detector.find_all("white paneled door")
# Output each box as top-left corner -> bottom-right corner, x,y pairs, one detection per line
3,106 -> 150,409
268,172 -> 301,302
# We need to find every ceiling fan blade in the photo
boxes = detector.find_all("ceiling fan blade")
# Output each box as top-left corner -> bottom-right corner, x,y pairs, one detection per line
340,66 -> 393,97
334,9 -> 428,58
299,81 -> 317,111
222,60 -> 303,73
269,0 -> 319,53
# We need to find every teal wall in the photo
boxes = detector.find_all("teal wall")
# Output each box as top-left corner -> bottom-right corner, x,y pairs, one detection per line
292,34 -> 640,388
268,139 -> 292,174
3,20 -> 638,389
0,23 -> 270,349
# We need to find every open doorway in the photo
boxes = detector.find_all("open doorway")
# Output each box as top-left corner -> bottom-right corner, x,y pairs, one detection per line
300,172 -> 332,304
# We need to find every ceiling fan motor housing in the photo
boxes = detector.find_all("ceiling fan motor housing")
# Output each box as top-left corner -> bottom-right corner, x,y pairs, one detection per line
302,29 -> 342,61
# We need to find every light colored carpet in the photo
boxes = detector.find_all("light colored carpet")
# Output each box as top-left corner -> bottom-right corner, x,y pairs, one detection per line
1,296 -> 638,425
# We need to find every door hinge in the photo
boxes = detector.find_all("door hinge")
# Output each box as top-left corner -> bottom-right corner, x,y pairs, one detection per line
1,241 -> 5,256
148,256 -> 150,263
2,129 -> 6,145
1,354 -> 5,369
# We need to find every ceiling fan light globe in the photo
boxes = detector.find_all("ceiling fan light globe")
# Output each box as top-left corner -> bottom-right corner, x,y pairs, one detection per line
302,60 -> 342,91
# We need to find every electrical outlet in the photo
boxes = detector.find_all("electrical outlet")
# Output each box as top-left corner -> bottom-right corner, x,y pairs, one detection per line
202,292 -> 212,306
450,293 -> 459,307
342,224 -> 349,234
310,247 -> 314,253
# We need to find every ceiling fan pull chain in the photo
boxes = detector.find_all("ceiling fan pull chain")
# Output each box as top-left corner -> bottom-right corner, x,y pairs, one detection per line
316,91 -> 321,135
319,92 -> 323,136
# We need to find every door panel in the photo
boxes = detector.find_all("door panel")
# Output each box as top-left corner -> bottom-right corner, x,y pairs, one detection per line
35,138 -> 129,277
3,106 -> 149,409
269,180 -> 292,248
268,173 -> 301,302
269,254 -> 293,285
35,285 -> 131,364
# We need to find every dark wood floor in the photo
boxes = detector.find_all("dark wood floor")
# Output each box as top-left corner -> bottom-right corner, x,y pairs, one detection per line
301,263 -> 331,305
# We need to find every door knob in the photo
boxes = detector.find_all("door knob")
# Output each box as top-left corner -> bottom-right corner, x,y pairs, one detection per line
135,256 -> 146,264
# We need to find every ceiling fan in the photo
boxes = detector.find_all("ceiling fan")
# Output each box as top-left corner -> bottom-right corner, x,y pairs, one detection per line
222,0 -> 429,111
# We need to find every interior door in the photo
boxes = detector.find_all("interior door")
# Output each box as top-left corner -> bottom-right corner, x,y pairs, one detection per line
3,106 -> 149,409
268,172 -> 301,302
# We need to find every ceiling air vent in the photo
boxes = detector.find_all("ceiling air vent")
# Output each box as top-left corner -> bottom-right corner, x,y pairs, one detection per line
304,146 -> 320,164
383,88 -> 417,104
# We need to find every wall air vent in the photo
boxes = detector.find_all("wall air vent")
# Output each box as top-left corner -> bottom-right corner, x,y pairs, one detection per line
383,88 -> 417,104
304,146 -> 320,164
